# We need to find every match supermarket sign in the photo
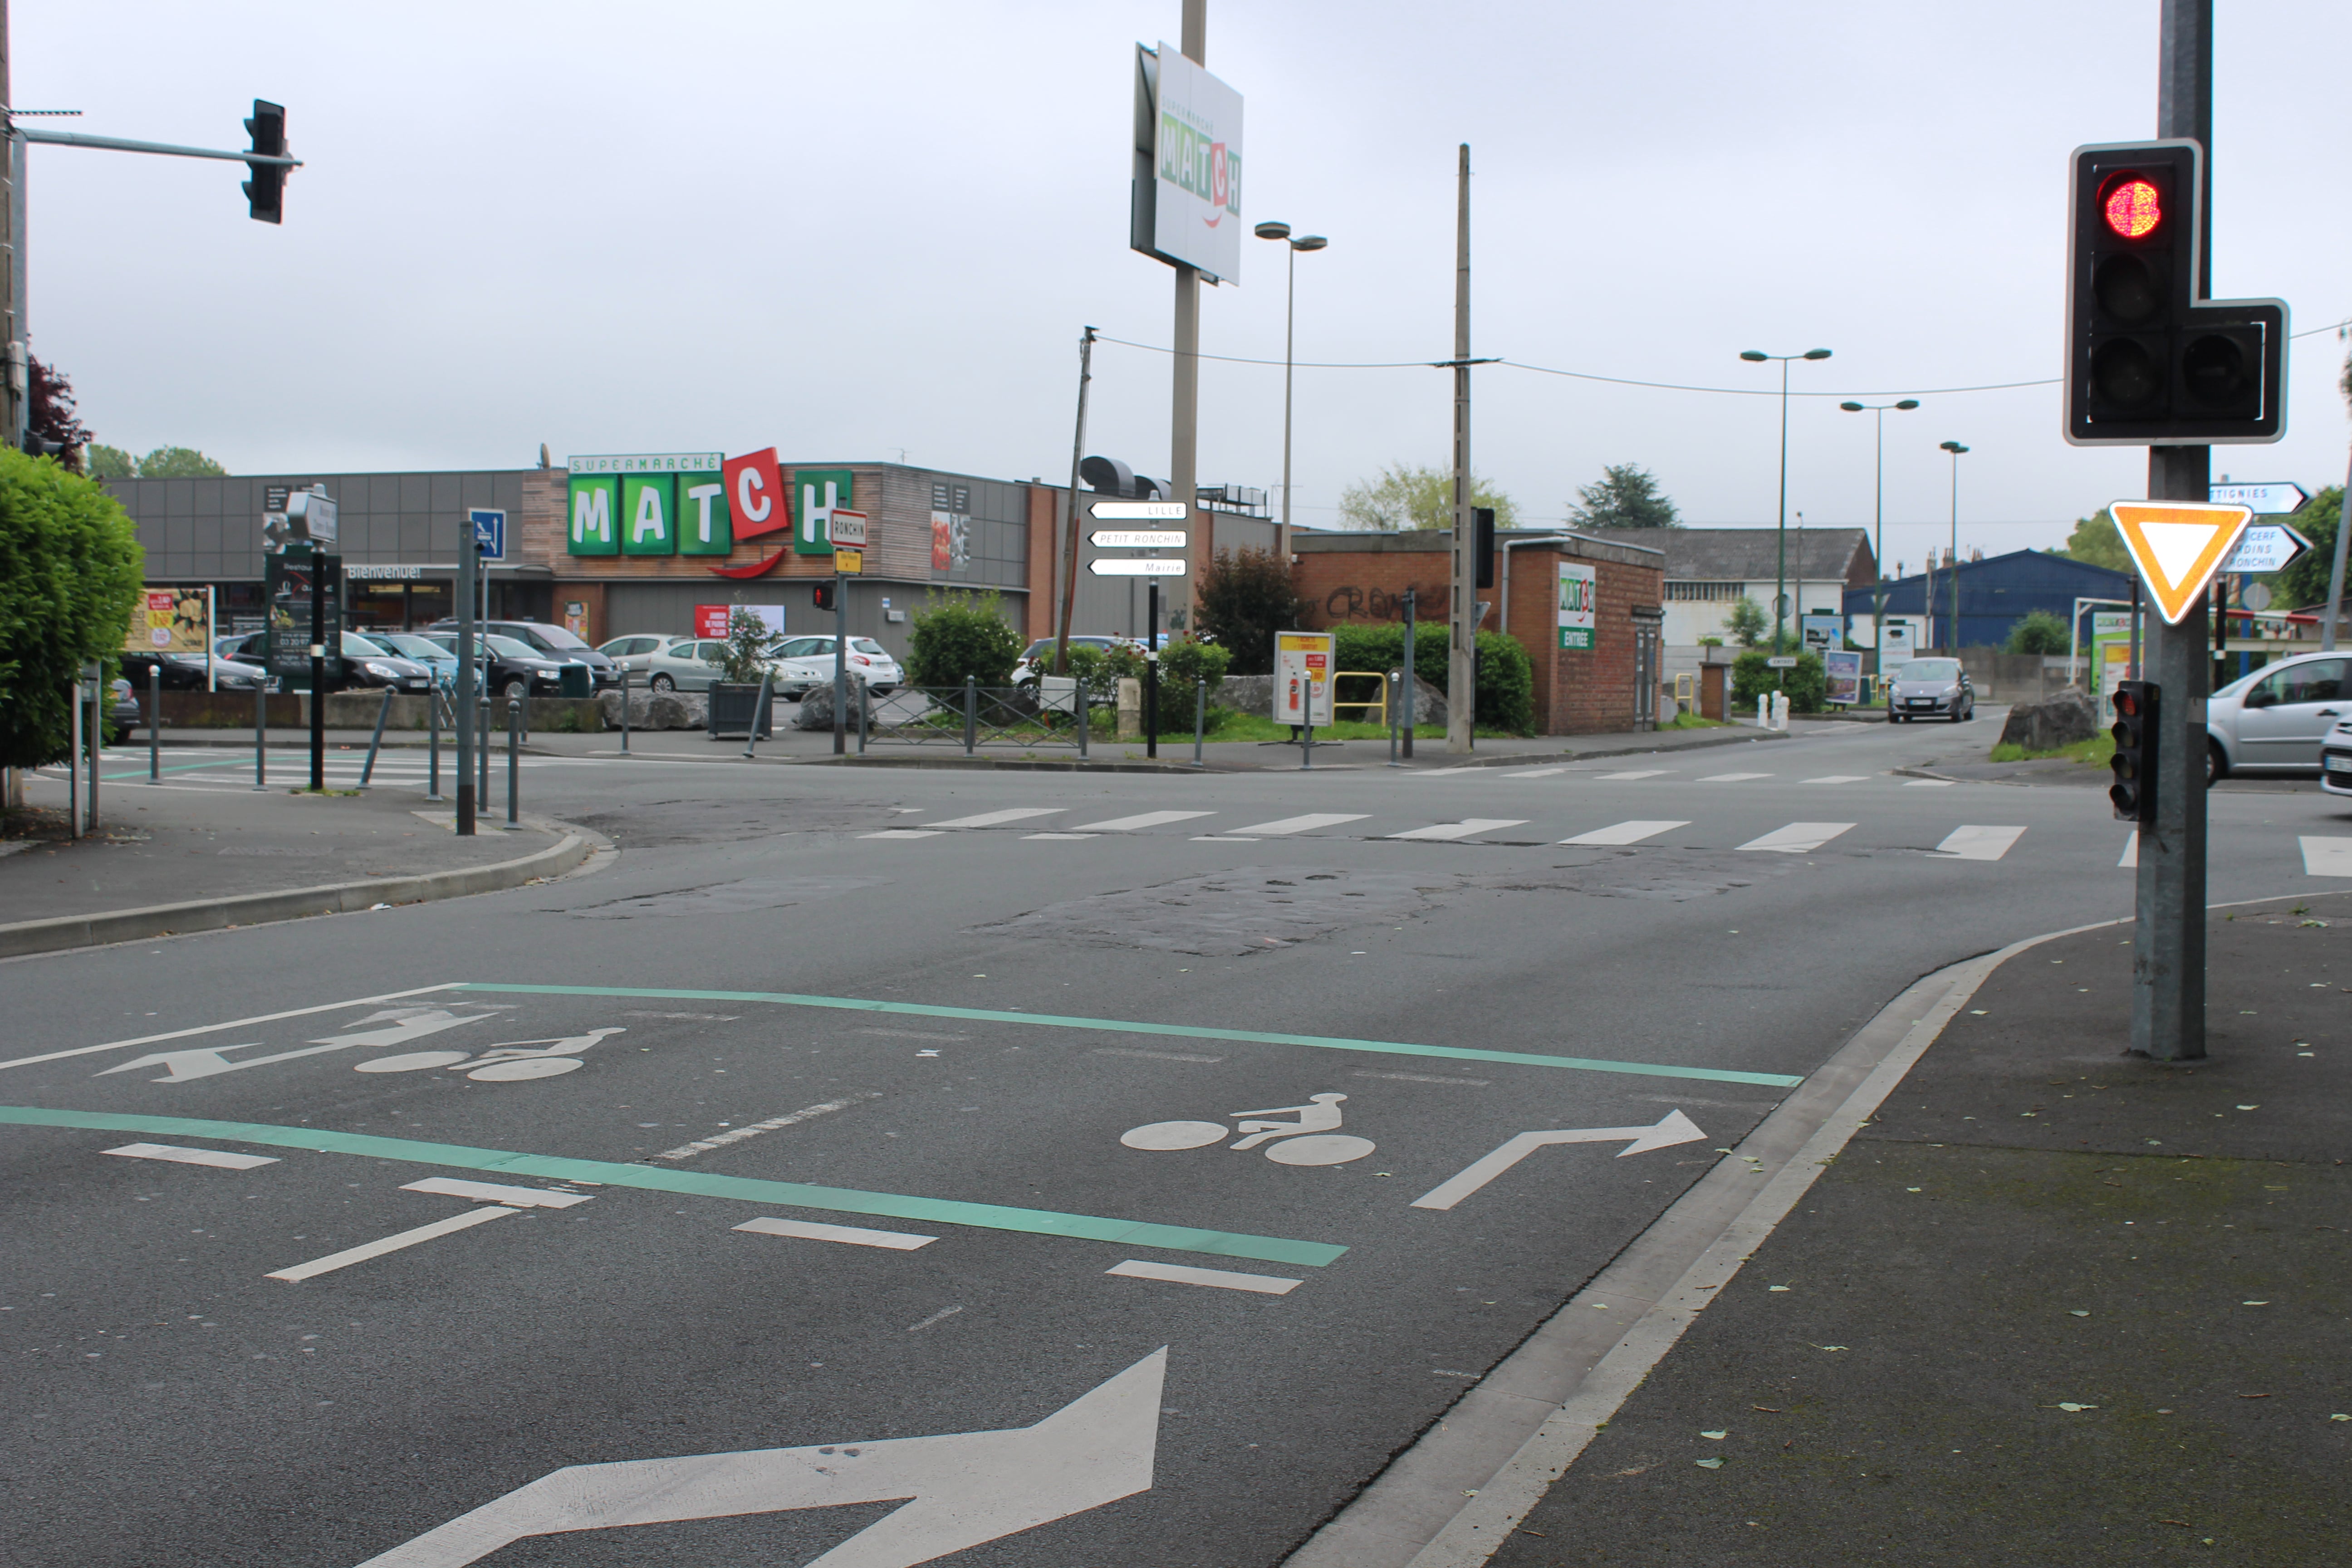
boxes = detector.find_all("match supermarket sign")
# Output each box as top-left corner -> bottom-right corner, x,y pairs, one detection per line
1557,562 -> 1597,650
568,451 -> 853,559
1130,42 -> 1245,282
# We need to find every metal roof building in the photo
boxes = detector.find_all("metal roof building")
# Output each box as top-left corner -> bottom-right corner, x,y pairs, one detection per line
1843,548 -> 2134,650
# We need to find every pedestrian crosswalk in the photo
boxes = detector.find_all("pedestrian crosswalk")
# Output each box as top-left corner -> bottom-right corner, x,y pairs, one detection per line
35,749 -> 545,795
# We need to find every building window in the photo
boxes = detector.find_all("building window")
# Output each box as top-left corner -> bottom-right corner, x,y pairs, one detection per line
1666,580 -> 1745,603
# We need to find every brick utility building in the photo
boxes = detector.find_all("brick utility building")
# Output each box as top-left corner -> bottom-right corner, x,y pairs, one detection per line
1575,526 -> 1877,655
1290,529 -> 1666,734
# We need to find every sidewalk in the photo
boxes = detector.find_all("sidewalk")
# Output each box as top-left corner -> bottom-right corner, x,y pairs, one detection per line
2,774 -> 589,957
1486,892 -> 2350,1567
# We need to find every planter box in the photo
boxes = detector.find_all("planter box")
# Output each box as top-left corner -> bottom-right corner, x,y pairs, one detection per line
707,682 -> 773,740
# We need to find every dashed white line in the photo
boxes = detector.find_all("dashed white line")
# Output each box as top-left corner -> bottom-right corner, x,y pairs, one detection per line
1232,813 -> 1371,836
655,1094 -> 879,1161
1595,769 -> 1670,781
1069,810 -> 1216,832
735,1216 -> 937,1251
265,1206 -> 519,1283
1559,819 -> 1687,846
1699,772 -> 1775,783
2300,836 -> 2352,876
103,1142 -> 278,1171
927,808 -> 1066,828
859,829 -> 943,840
1106,1259 -> 1302,1295
1802,775 -> 1869,784
1023,832 -> 1097,840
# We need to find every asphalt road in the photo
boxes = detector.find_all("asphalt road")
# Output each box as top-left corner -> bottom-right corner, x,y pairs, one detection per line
5,716 -> 2347,1567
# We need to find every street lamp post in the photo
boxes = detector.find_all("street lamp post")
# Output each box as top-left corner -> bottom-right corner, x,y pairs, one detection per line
1741,347 -> 1832,651
1939,440 -> 1970,655
1840,397 -> 1920,677
1254,221 -> 1328,565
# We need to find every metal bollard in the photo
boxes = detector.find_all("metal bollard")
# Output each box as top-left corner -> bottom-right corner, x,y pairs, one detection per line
1193,678 -> 1207,769
858,678 -> 870,753
1387,671 -> 1400,767
86,675 -> 99,831
148,665 -> 162,782
743,670 -> 773,760
619,666 -> 631,755
479,696 -> 491,803
506,696 -> 521,828
358,686 -> 395,788
963,675 -> 978,757
1077,683 -> 1089,760
426,687 -> 445,802
68,675 -> 82,839
253,682 -> 268,790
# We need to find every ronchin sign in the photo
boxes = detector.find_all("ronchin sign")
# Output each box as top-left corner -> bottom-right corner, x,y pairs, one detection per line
1130,41 -> 1245,283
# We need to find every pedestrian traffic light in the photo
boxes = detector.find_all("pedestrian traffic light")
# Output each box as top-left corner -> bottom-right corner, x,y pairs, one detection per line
2064,141 -> 2286,446
1474,507 -> 1495,590
2109,680 -> 2159,824
243,99 -> 287,224
812,583 -> 836,612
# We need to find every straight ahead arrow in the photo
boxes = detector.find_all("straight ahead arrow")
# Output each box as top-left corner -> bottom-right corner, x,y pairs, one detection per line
350,1348 -> 1167,1568
1410,1110 -> 1709,1211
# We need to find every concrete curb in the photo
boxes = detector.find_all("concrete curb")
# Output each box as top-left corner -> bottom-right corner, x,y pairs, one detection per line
0,829 -> 596,961
801,754 -> 1218,774
1402,728 -> 1790,772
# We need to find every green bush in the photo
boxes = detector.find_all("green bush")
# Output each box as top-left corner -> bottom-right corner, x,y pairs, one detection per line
1156,633 -> 1231,694
1730,648 -> 1827,714
1195,547 -> 1306,674
2004,610 -> 2071,655
0,450 -> 143,772
907,590 -> 1024,688
1063,641 -> 1145,705
1322,622 -> 1531,732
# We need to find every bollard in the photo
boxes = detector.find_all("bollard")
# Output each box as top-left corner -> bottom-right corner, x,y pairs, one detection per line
506,696 -> 521,828
1193,678 -> 1206,769
858,678 -> 870,753
479,696 -> 491,804
743,670 -> 772,760
1387,671 -> 1400,767
68,675 -> 82,839
358,686 -> 395,788
253,682 -> 268,790
148,665 -> 162,783
1077,682 -> 1089,760
86,673 -> 101,831
426,687 -> 445,802
619,666 -> 631,755
964,675 -> 978,757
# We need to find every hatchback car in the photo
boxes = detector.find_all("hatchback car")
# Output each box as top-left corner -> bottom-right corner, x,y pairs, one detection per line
2322,716 -> 2352,798
421,632 -> 580,702
118,649 -> 271,692
372,632 -> 462,690
2208,652 -> 2348,780
427,619 -> 618,688
772,635 -> 904,697
1885,657 -> 1975,722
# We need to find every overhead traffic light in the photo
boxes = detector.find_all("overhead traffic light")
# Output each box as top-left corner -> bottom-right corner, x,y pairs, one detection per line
243,100 -> 287,224
2109,681 -> 2159,823
2064,141 -> 2286,446
812,583 -> 836,612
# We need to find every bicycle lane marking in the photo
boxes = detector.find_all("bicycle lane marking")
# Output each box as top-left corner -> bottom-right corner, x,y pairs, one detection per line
0,1106 -> 1346,1269
0,985 -> 468,1073
454,983 -> 1805,1089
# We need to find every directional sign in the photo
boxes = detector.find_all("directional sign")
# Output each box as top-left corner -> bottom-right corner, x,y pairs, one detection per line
1089,558 -> 1188,577
2107,500 -> 2254,624
1089,500 -> 1187,520
1091,529 -> 1189,550
1765,656 -> 1798,669
2208,481 -> 2309,514
467,508 -> 505,562
349,1349 -> 1167,1568
1410,1110 -> 1708,1210
2219,522 -> 2311,576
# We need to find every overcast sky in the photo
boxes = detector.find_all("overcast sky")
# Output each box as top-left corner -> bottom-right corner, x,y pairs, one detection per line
21,0 -> 2351,573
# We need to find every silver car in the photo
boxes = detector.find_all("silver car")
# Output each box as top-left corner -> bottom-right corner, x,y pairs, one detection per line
1885,657 -> 1975,723
2207,652 -> 2348,780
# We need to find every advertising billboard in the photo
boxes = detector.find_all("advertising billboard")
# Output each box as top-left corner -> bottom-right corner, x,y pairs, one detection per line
127,587 -> 213,654
1557,562 -> 1597,650
1274,631 -> 1334,725
1130,42 -> 1244,282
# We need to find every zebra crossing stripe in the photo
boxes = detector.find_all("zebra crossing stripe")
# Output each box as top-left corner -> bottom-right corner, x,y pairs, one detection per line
1559,820 -> 1687,846
2300,837 -> 2352,876
1387,818 -> 1529,842
1931,825 -> 2027,862
1233,813 -> 1370,836
1736,822 -> 1855,853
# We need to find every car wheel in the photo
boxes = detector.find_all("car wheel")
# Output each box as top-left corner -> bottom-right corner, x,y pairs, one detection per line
649,673 -> 676,692
2207,741 -> 2225,786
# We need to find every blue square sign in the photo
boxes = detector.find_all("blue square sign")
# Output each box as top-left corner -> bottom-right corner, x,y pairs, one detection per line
469,507 -> 506,561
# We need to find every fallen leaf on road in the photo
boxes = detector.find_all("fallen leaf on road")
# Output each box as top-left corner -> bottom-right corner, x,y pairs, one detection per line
2054,1403 -> 2098,1412
2242,1300 -> 2269,1306
2237,1105 -> 2259,1111
1695,1457 -> 1724,1469
2069,1310 -> 2091,1317
1768,1285 -> 1790,1293
1811,1344 -> 1849,1352
2238,1393 -> 2273,1400
1700,1430 -> 1728,1440
1751,1406 -> 1782,1412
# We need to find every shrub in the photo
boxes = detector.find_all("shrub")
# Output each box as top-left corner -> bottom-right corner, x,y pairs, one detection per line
1323,622 -> 1530,731
1064,641 -> 1144,705
708,607 -> 781,684
907,590 -> 1024,687
2004,610 -> 2072,655
1722,597 -> 1768,647
1195,547 -> 1306,675
1156,634 -> 1231,694
0,450 -> 144,772
1730,648 -> 1827,714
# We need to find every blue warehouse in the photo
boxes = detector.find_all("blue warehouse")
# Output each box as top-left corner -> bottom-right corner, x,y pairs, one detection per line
1845,548 -> 2135,651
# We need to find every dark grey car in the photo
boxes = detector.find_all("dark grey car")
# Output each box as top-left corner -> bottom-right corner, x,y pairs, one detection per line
1886,657 -> 1975,723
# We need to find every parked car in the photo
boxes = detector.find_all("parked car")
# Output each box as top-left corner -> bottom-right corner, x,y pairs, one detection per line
2207,652 -> 2348,780
426,619 -> 619,689
420,632 -> 582,702
771,635 -> 904,697
118,649 -> 271,692
595,634 -> 672,676
371,632 -> 462,690
214,631 -> 435,694
2322,715 -> 2352,798
1010,635 -> 1137,687
108,676 -> 146,735
1884,657 -> 1975,722
608,636 -> 727,693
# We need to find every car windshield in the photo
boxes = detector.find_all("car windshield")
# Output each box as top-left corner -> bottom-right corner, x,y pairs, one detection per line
341,632 -> 391,657
485,635 -> 542,659
522,624 -> 591,650
853,638 -> 888,655
1894,660 -> 1960,682
379,634 -> 450,661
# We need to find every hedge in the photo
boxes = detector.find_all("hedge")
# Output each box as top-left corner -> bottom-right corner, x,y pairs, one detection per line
0,449 -> 144,773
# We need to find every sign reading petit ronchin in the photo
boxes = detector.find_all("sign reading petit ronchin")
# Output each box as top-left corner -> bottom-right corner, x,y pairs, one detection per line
566,451 -> 852,567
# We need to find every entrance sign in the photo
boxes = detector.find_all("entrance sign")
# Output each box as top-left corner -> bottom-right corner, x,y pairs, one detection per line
2218,522 -> 2310,576
1091,529 -> 1188,549
1557,561 -> 1597,650
1089,500 -> 1187,520
826,508 -> 868,549
1089,558 -> 1186,577
721,448 -> 786,542
2208,480 -> 2308,514
2108,500 -> 2254,622
1274,630 -> 1333,725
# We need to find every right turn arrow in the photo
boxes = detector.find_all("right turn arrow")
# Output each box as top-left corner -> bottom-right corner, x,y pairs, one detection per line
1410,1110 -> 1710,1211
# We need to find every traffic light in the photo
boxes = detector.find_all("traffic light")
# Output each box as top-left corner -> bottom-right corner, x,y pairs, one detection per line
2064,140 -> 2286,445
1474,507 -> 1495,590
243,100 -> 287,224
2109,681 -> 2160,823
812,583 -> 836,612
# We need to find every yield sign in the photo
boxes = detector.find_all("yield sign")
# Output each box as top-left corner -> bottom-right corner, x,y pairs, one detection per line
2108,500 -> 2254,624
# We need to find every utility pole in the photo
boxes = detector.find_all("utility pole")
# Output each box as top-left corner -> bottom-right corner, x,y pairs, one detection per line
4,0 -> 25,448
1447,143 -> 1475,755
1172,0 -> 1206,625
1054,327 -> 1095,676
2136,0 -> 2214,1062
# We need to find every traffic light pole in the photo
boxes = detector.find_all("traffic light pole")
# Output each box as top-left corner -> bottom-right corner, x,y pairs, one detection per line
455,535 -> 477,836
307,548 -> 326,790
1446,142 -> 1475,757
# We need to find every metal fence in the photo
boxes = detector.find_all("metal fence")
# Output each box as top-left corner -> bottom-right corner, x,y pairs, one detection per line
857,677 -> 1091,757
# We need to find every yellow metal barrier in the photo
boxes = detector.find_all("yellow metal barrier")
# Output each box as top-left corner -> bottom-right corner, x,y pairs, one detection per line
1672,672 -> 1696,708
1331,670 -> 1389,727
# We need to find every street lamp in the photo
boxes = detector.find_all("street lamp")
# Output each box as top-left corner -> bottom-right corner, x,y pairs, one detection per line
1840,397 -> 1920,676
1741,346 -> 1832,650
1255,220 -> 1328,564
1938,440 -> 1970,655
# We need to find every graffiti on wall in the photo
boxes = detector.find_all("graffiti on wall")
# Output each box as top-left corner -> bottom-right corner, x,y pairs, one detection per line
1320,583 -> 1448,622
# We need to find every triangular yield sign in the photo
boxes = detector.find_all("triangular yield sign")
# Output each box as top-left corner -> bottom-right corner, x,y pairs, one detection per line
2108,500 -> 2253,623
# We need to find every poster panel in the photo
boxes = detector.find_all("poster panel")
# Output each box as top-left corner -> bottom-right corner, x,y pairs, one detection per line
1274,630 -> 1334,725
1557,562 -> 1597,650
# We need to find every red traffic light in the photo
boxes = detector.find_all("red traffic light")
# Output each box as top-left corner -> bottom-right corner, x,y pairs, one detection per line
2102,176 -> 2161,240
2113,688 -> 2141,717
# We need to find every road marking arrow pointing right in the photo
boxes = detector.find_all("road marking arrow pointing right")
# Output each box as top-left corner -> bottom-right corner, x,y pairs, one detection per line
350,1349 -> 1167,1568
1410,1110 -> 1709,1211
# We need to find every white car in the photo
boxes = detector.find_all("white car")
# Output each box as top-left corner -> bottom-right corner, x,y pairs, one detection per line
772,635 -> 903,697
2323,716 -> 2352,798
1010,635 -> 1140,686
2206,651 -> 2349,781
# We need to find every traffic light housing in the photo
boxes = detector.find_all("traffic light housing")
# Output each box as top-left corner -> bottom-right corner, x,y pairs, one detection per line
812,583 -> 837,612
2109,680 -> 2159,824
1474,507 -> 1495,590
2064,140 -> 2286,445
243,100 -> 287,224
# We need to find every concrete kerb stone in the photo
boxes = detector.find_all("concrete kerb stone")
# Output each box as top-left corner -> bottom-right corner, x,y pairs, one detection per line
0,817 -> 603,961
1403,728 -> 1790,773
1281,913 -> 2134,1568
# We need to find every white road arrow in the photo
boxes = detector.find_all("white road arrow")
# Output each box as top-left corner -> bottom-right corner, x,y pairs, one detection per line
1410,1110 -> 1708,1211
349,1348 -> 1167,1568
96,1009 -> 495,1083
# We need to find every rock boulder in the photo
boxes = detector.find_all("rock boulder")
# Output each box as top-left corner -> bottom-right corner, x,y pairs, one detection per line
1998,686 -> 2099,753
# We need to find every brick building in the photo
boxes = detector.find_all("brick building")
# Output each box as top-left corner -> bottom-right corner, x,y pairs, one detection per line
1291,530 -> 1666,735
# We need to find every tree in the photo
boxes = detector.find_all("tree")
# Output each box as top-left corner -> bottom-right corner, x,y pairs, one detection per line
28,357 -> 92,471
1195,545 -> 1308,674
133,447 -> 229,478
1566,462 -> 1680,529
2004,609 -> 2072,655
2058,510 -> 2132,573
705,607 -> 784,684
2275,485 -> 2342,613
1722,596 -> 1768,647
1336,463 -> 1517,532
0,448 -> 145,774
906,590 -> 1024,687
86,444 -> 137,479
